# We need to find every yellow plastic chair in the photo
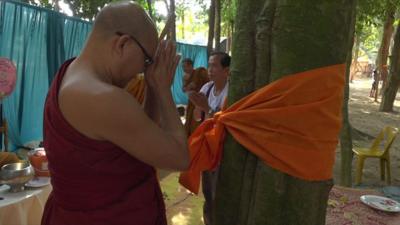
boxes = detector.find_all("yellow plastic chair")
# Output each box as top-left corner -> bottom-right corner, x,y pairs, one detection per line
353,126 -> 398,185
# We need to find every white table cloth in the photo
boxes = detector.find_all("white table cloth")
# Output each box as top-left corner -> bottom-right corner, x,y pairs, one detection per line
0,184 -> 51,225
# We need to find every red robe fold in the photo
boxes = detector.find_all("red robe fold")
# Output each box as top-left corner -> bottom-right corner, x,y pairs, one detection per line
42,59 -> 166,225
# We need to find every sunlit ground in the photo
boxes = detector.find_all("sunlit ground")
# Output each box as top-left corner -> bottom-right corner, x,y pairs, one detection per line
333,77 -> 400,187
159,171 -> 204,225
350,78 -> 400,107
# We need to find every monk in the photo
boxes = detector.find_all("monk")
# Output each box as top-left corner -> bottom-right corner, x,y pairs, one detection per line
181,58 -> 209,135
41,2 -> 188,225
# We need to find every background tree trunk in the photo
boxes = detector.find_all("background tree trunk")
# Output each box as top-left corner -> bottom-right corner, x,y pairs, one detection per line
146,0 -> 154,20
163,0 -> 170,12
227,21 -> 234,53
207,0 -> 216,56
375,4 -> 396,101
213,0 -> 356,224
181,1 -> 185,39
380,22 -> 400,112
169,0 -> 176,41
214,0 -> 221,51
350,35 -> 361,83
53,0 -> 60,12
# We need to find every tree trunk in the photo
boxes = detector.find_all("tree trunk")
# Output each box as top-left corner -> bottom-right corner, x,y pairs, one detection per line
213,0 -> 356,224
350,35 -> 360,83
169,0 -> 176,41
162,0 -> 170,12
207,0 -> 216,56
375,5 -> 396,101
380,22 -> 400,112
339,6 -> 356,187
53,0 -> 60,12
214,0 -> 221,51
227,21 -> 234,52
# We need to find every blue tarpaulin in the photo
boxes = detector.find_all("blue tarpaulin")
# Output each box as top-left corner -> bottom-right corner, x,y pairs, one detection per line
0,0 -> 207,150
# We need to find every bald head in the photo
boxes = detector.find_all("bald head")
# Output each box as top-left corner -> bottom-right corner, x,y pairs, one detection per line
92,1 -> 158,45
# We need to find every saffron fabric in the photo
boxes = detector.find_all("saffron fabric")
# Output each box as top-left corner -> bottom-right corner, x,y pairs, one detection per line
180,64 -> 345,194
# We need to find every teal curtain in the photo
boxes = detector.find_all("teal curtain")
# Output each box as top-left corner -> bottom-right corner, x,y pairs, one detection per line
173,43 -> 208,105
0,0 -> 91,150
0,0 -> 206,150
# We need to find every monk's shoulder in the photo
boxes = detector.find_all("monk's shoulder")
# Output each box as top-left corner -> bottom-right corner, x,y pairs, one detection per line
61,73 -> 130,104
58,77 -> 140,140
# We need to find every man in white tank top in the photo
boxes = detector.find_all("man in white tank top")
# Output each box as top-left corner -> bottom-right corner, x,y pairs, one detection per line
188,52 -> 231,225
189,52 -> 230,122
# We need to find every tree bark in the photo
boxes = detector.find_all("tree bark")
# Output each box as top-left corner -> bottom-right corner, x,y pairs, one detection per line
214,0 -> 221,51
375,4 -> 396,101
213,0 -> 356,224
380,22 -> 400,112
207,0 -> 216,56
339,5 -> 357,187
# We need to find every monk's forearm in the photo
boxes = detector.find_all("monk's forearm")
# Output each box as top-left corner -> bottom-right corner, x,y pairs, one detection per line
144,87 -> 186,143
157,90 -> 187,147
144,88 -> 161,126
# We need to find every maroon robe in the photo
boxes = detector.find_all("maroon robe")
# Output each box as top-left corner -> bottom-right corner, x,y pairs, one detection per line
42,59 -> 167,225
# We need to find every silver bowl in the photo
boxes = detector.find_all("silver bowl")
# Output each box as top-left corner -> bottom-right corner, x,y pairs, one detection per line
0,161 -> 34,192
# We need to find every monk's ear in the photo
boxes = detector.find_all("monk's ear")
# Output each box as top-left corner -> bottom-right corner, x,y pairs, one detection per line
113,35 -> 130,56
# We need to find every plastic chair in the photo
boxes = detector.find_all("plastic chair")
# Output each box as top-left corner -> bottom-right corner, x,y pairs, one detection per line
353,126 -> 398,185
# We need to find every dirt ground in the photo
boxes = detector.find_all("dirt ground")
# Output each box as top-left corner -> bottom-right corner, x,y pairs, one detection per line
161,77 -> 400,225
333,78 -> 400,187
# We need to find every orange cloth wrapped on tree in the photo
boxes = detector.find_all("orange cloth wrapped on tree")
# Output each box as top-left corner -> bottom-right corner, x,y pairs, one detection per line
125,74 -> 146,104
179,64 -> 346,194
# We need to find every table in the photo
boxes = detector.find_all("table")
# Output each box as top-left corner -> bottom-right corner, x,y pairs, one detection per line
327,186 -> 400,225
0,184 -> 51,225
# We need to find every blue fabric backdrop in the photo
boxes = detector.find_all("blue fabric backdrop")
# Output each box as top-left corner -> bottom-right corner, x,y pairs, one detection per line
0,0 -> 91,150
0,0 -> 207,150
172,43 -> 208,105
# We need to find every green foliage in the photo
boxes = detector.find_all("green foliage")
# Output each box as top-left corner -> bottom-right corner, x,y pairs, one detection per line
169,0 -> 208,42
355,0 -> 400,60
175,0 -> 187,19
20,0 -> 53,9
356,0 -> 386,28
360,25 -> 381,59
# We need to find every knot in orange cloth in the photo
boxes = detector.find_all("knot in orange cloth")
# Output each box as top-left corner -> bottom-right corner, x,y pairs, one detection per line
179,64 -> 346,194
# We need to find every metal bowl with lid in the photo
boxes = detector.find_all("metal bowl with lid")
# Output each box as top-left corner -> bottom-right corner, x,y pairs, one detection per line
0,161 -> 34,192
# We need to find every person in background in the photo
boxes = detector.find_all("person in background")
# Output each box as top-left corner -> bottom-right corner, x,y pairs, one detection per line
181,58 -> 209,135
370,69 -> 379,97
188,52 -> 230,225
